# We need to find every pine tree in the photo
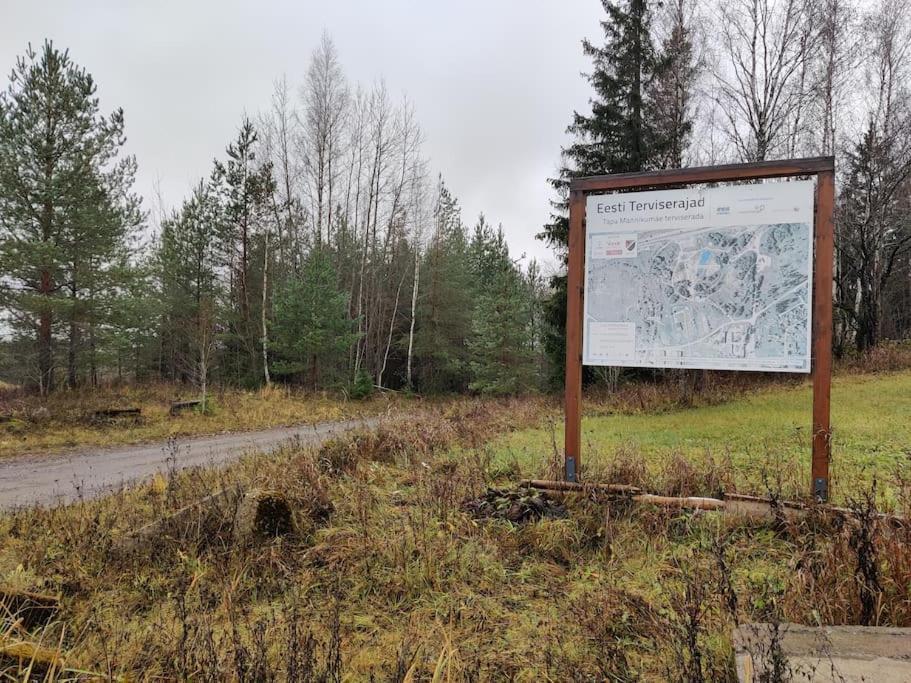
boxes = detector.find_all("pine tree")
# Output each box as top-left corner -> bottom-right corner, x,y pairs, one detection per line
539,0 -> 668,386
62,158 -> 143,387
158,180 -> 224,395
270,249 -> 358,388
0,41 -> 141,393
212,118 -> 276,385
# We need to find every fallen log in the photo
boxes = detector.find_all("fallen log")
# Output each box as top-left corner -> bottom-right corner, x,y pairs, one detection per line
0,588 -> 59,630
114,486 -> 296,555
169,399 -> 201,416
113,487 -> 243,555
520,479 -> 643,495
0,634 -> 65,669
522,480 -> 907,525
91,407 -> 141,419
633,493 -> 725,511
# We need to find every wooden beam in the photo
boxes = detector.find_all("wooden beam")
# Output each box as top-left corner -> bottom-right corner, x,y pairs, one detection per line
564,189 -> 585,482
570,156 -> 834,192
812,170 -> 836,501
522,481 -> 908,526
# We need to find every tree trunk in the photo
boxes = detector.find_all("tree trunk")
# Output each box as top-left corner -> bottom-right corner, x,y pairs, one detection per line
38,269 -> 53,395
261,231 -> 271,387
406,251 -> 420,389
67,315 -> 79,389
89,323 -> 98,387
200,347 -> 207,413
378,271 -> 406,388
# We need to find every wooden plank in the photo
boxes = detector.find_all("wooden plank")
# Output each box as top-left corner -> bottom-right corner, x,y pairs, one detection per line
812,170 -> 835,501
564,189 -> 585,482
734,624 -> 911,682
570,156 -> 834,192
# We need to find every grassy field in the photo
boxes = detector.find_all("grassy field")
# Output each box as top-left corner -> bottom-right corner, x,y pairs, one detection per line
0,382 -> 403,458
1,369 -> 910,680
494,370 -> 911,503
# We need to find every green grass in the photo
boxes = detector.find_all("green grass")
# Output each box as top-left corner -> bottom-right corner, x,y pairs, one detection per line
493,370 -> 911,500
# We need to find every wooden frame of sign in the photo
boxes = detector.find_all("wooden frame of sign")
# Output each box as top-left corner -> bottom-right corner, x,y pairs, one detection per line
564,156 -> 836,501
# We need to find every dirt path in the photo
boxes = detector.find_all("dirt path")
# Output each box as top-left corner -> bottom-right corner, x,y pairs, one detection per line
0,417 -> 381,510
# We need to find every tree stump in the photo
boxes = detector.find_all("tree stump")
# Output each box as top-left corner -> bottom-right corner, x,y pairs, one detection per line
233,489 -> 294,544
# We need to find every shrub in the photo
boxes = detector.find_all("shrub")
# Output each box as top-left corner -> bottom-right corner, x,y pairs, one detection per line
348,369 -> 374,400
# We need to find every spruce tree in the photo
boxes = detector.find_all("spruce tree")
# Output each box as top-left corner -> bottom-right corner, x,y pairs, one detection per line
411,179 -> 473,392
837,122 -> 911,353
538,0 -> 669,386
467,218 -> 535,395
270,249 -> 357,388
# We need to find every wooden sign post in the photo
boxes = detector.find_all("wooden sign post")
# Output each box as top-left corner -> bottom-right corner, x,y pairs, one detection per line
564,157 -> 836,501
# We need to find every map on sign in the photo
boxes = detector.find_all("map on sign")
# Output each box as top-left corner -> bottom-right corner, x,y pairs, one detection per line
583,180 -> 815,372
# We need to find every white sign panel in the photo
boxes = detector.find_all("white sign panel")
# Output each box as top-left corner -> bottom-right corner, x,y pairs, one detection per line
583,180 -> 815,372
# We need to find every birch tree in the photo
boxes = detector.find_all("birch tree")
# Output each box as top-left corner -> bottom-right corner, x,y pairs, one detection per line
301,32 -> 349,250
714,0 -> 816,161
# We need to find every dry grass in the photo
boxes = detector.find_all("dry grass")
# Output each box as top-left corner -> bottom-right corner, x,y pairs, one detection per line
4,341 -> 909,462
1,393 -> 909,681
0,382 -> 402,459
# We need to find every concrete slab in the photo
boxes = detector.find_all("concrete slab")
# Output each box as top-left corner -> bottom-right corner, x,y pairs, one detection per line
734,623 -> 911,682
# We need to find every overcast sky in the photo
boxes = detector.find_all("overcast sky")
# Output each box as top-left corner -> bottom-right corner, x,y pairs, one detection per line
1,0 -> 606,267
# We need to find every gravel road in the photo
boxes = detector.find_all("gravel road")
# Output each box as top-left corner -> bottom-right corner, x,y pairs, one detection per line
0,417 -> 381,510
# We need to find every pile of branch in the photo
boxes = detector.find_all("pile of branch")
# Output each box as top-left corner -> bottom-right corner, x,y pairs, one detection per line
112,487 -> 243,555
463,487 -> 568,523
520,480 -> 907,526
